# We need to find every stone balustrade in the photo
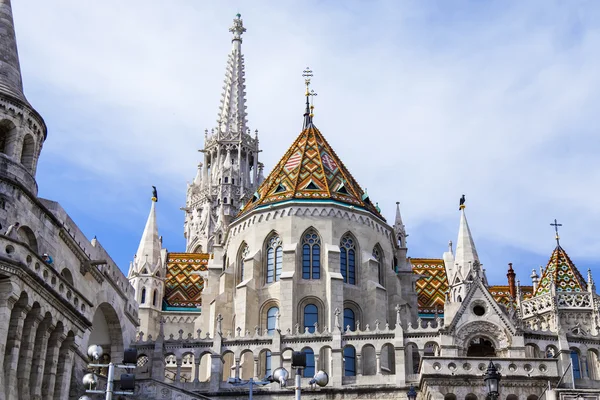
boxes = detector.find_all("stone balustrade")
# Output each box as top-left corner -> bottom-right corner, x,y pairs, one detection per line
420,356 -> 560,379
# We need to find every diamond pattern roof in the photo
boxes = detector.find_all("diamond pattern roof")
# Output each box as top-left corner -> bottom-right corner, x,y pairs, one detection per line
411,258 -> 448,314
239,125 -> 384,219
534,245 -> 587,296
164,253 -> 210,309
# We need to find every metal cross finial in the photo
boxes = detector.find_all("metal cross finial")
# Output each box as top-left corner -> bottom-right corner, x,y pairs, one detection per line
302,67 -> 313,95
550,219 -> 562,246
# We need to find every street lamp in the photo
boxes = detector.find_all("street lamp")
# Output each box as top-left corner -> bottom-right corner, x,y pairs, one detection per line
407,384 -> 417,400
83,344 -> 138,400
484,360 -> 501,400
227,368 -> 288,399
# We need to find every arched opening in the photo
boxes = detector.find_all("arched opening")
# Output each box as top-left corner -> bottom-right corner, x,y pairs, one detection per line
302,347 -> 315,377
405,343 -> 420,374
381,343 -> 395,374
222,352 -> 234,381
303,304 -> 318,333
526,396 -> 539,400
465,394 -> 478,400
238,243 -> 249,283
373,244 -> 383,285
88,303 -> 124,365
259,348 -> 272,379
570,348 -> 582,379
266,306 -> 278,335
340,233 -> 357,284
525,343 -> 541,358
240,350 -> 254,380
506,395 -> 518,400
61,268 -> 74,286
361,344 -> 377,375
444,395 -> 457,400
467,337 -> 496,357
424,341 -> 439,357
0,119 -> 17,156
16,225 -> 38,253
20,134 -> 35,171
546,345 -> 558,358
343,308 -> 355,332
152,290 -> 158,306
588,349 -> 600,380
343,345 -> 356,376
140,287 -> 146,304
265,233 -> 282,283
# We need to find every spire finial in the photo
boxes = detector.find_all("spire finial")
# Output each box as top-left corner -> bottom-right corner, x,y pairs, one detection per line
152,186 -> 158,202
550,218 -> 562,246
229,13 -> 246,42
302,67 -> 317,128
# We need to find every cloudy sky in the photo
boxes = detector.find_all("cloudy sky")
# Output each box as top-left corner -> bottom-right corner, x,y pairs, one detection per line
11,0 -> 600,285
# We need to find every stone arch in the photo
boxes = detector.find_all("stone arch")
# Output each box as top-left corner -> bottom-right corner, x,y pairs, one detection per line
526,396 -> 539,400
16,225 -> 38,252
339,231 -> 359,285
405,342 -> 420,374
60,268 -> 74,286
465,394 -> 478,400
20,134 -> 35,171
343,300 -> 362,332
259,299 -> 280,335
0,119 -> 17,156
222,350 -> 235,381
343,344 -> 357,376
299,226 -> 322,280
444,395 -> 457,400
53,330 -> 75,398
455,321 -> 509,355
545,345 -> 558,358
361,343 -> 377,376
587,348 -> 600,380
381,342 -> 395,374
525,343 -> 541,358
88,302 -> 125,364
506,395 -> 518,400
372,243 -> 384,285
424,341 -> 440,356
318,345 -> 332,375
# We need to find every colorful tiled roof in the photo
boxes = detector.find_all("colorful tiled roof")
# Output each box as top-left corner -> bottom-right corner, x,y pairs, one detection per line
411,258 -> 448,314
534,245 -> 587,296
164,253 -> 209,310
239,125 -> 384,219
488,285 -> 533,306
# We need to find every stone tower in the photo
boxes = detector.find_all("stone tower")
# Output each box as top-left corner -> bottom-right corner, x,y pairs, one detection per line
128,196 -> 166,339
0,0 -> 47,217
184,14 -> 261,254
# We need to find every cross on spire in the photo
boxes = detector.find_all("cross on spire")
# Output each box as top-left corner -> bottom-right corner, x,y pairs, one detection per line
550,218 -> 562,246
302,67 -> 317,128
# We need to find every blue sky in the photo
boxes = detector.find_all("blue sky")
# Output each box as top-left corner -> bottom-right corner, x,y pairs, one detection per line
11,0 -> 600,286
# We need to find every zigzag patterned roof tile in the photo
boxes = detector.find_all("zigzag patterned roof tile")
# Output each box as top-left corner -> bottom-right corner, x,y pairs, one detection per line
164,253 -> 210,310
534,245 -> 587,296
411,258 -> 448,314
239,125 -> 384,219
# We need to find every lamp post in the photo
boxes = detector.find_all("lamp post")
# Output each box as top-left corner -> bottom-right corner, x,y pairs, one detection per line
83,345 -> 137,400
227,368 -> 288,400
484,360 -> 501,400
407,384 -> 418,400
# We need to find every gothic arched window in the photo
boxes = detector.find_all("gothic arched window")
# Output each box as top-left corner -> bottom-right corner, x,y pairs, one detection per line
152,290 -> 157,306
343,308 -> 355,332
302,229 -> 321,279
340,235 -> 356,284
140,287 -> 146,304
238,243 -> 249,283
302,348 -> 315,377
303,304 -> 318,333
266,235 -> 283,283
373,245 -> 383,285
267,306 -> 278,335
571,349 -> 582,379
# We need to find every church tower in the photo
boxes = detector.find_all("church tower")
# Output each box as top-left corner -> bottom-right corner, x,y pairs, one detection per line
128,193 -> 166,339
0,0 -> 47,222
184,14 -> 261,253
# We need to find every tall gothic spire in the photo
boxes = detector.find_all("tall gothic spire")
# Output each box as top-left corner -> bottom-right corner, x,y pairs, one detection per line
0,0 -> 28,104
132,198 -> 161,274
217,14 -> 248,137
394,201 -> 407,247
454,205 -> 479,273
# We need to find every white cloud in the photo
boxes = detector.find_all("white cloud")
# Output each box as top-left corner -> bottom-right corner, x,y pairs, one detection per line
11,0 -> 600,281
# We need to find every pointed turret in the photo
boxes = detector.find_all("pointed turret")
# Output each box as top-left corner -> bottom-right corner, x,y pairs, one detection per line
0,0 -> 28,104
394,201 -> 407,247
533,245 -> 586,296
133,198 -> 162,274
454,205 -> 479,276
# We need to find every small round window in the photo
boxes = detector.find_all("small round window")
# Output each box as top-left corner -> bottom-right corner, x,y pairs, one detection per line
473,305 -> 486,316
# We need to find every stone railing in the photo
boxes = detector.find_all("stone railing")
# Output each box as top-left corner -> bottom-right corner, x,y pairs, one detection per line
420,356 -> 560,379
521,291 -> 594,319
521,293 -> 554,318
557,292 -> 593,309
0,235 -> 94,321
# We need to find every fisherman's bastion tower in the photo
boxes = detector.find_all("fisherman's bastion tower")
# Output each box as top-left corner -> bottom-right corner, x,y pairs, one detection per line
0,1 -> 599,399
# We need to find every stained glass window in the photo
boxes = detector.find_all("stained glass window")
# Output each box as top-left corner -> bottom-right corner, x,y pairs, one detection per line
340,235 -> 356,284
304,304 -> 318,333
266,235 -> 283,283
302,230 -> 321,279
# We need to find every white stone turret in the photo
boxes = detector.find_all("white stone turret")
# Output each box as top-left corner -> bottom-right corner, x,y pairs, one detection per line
129,197 -> 166,338
184,14 -> 260,253
393,201 -> 407,248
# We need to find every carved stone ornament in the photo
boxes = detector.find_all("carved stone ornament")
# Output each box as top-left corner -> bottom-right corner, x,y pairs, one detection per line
455,320 -> 510,350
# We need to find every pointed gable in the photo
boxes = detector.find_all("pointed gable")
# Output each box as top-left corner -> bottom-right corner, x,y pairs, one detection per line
239,125 -> 384,219
534,246 -> 587,296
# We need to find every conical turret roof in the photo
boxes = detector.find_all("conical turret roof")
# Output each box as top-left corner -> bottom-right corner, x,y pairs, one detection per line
239,125 -> 384,219
534,245 -> 587,296
0,0 -> 29,105
133,200 -> 162,273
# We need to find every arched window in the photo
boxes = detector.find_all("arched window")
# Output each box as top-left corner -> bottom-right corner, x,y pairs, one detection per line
265,350 -> 272,377
152,290 -> 157,306
224,197 -> 228,204
340,235 -> 356,284
303,304 -> 318,333
141,287 -> 146,304
571,349 -> 581,379
343,346 -> 356,376
266,235 -> 283,283
20,134 -> 35,171
224,177 -> 228,183
61,268 -> 74,286
373,245 -> 383,285
238,244 -> 249,283
302,230 -> 321,279
343,308 -> 355,332
267,306 -> 278,335
302,348 -> 315,377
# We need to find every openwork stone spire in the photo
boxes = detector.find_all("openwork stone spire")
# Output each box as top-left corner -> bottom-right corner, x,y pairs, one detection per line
0,0 -> 28,104
217,13 -> 248,138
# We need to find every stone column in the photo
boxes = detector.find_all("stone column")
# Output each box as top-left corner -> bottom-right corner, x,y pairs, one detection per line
253,357 -> 259,379
330,349 -> 343,387
581,354 -> 589,379
234,357 -> 240,379
30,322 -> 51,400
175,357 -> 182,383
0,294 -> 17,400
52,339 -> 75,400
4,304 -> 28,400
314,354 -> 320,374
375,351 -> 381,375
41,330 -> 65,400
193,357 -> 201,383
394,346 -> 406,386
17,313 -> 42,399
356,353 -> 363,376
208,354 -> 223,391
